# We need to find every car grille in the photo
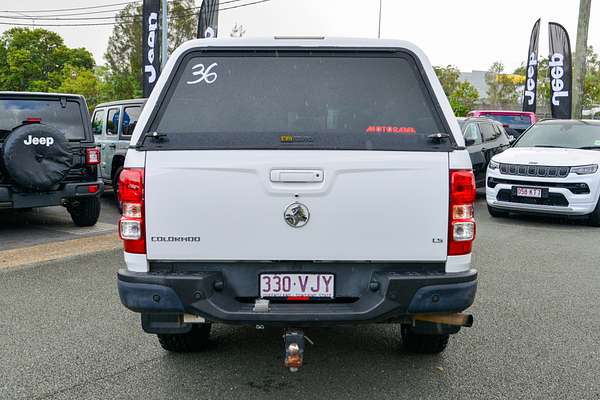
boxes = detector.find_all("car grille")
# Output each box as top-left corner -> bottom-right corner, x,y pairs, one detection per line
499,163 -> 570,178
487,177 -> 590,194
497,189 -> 569,207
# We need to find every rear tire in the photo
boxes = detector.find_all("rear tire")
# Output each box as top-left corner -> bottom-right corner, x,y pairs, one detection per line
113,166 -> 123,213
68,197 -> 101,227
401,327 -> 449,354
487,205 -> 509,218
157,323 -> 212,353
588,199 -> 600,227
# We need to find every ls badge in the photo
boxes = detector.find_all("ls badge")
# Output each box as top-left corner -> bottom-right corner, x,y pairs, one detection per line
284,203 -> 310,228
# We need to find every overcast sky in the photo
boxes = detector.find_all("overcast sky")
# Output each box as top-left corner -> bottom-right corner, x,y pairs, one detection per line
0,0 -> 598,73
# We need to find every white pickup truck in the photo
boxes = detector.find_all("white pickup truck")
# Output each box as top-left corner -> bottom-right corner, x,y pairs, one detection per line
117,37 -> 477,367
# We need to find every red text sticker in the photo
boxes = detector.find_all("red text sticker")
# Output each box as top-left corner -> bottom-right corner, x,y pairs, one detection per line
365,125 -> 417,134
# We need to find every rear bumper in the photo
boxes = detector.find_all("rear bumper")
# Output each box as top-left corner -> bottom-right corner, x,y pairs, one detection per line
0,181 -> 104,209
117,263 -> 477,326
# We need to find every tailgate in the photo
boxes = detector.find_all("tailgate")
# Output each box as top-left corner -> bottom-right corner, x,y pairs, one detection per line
144,150 -> 449,261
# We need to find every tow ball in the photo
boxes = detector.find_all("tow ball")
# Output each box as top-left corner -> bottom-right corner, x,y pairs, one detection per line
283,329 -> 308,372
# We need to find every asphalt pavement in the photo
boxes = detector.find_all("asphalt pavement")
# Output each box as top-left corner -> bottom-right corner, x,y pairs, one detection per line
0,193 -> 119,251
1,199 -> 599,400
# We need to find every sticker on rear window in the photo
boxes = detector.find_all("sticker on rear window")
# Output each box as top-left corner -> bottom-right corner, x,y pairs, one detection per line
187,62 -> 218,85
280,135 -> 314,143
365,125 -> 416,134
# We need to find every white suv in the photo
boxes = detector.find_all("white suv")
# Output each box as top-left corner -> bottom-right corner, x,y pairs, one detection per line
486,119 -> 600,225
116,38 -> 477,362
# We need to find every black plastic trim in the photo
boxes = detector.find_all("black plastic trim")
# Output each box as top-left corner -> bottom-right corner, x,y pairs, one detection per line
0,180 -> 104,209
117,266 -> 477,326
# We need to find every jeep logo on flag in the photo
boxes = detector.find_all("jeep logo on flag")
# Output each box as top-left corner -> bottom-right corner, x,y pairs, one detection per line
548,22 -> 572,119
524,51 -> 538,106
549,53 -> 568,106
142,0 -> 161,97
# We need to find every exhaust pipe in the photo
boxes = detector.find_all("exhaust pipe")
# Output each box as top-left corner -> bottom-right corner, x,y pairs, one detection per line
413,313 -> 473,327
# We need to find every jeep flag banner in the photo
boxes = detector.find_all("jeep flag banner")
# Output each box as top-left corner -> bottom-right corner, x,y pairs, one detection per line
548,22 -> 572,119
522,19 -> 540,113
142,0 -> 161,97
197,0 -> 219,38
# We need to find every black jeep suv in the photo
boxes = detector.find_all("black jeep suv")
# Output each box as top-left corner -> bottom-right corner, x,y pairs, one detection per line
0,92 -> 103,226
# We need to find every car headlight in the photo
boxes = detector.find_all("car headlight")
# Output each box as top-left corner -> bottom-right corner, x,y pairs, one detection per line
571,164 -> 598,175
488,160 -> 499,170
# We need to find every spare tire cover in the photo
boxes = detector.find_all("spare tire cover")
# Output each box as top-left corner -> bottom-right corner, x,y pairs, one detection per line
2,123 -> 73,191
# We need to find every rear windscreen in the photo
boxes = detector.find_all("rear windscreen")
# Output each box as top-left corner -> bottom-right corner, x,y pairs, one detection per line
482,114 -> 532,129
144,51 -> 450,151
0,99 -> 85,140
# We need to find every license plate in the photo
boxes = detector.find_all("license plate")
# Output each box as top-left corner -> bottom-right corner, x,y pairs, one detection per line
260,273 -> 334,298
516,187 -> 542,198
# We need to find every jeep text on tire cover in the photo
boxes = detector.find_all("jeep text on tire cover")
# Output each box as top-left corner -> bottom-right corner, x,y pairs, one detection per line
23,135 -> 54,146
116,38 -> 478,363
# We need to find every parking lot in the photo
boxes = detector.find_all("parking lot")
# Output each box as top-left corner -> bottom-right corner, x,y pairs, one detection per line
0,194 -> 119,252
1,196 -> 599,400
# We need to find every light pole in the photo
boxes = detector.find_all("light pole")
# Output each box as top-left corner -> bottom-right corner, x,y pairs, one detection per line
161,0 -> 168,67
572,0 -> 592,118
377,0 -> 382,39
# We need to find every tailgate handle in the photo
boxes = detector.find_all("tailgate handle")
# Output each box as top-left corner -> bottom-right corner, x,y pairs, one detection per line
270,169 -> 323,183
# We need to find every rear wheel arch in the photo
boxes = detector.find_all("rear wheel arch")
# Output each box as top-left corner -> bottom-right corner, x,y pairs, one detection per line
111,155 -> 126,183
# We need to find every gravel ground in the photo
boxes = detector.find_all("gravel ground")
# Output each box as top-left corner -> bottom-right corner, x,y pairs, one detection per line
1,199 -> 599,400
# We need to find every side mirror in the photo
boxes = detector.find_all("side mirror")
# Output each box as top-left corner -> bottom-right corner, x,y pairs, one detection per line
465,138 -> 475,146
508,135 -> 515,144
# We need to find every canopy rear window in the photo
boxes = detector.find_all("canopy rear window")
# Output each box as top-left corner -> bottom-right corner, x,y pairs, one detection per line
0,98 -> 85,140
482,114 -> 532,129
143,50 -> 451,151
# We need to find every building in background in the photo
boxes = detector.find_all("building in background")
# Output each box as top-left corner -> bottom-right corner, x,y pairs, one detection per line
460,70 -> 488,101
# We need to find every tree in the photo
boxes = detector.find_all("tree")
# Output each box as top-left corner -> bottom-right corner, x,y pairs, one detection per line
168,1 -> 197,52
434,65 -> 461,96
581,46 -> 600,108
103,0 -> 197,100
434,65 -> 480,116
52,65 -> 101,110
0,28 -> 94,92
449,81 -> 480,117
486,61 -> 520,108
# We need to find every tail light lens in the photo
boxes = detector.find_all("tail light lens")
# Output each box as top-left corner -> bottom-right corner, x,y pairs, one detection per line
118,168 -> 145,254
86,147 -> 101,165
448,170 -> 476,256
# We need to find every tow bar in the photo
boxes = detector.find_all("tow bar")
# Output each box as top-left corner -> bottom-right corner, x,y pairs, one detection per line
283,329 -> 310,372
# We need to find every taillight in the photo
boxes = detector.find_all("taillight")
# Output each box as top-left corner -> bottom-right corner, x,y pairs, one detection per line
86,147 -> 101,165
118,168 -> 145,254
448,170 -> 476,256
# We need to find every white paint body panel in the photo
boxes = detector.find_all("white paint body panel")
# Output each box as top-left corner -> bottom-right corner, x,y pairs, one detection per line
144,150 -> 450,261
124,252 -> 149,272
446,254 -> 472,273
